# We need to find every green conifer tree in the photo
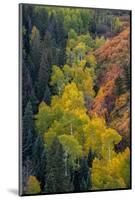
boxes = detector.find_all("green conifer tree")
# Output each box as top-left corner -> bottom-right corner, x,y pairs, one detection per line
45,137 -> 72,193
32,135 -> 46,190
43,85 -> 51,105
22,101 -> 36,160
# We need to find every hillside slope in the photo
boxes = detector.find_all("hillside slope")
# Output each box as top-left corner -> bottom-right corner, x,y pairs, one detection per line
90,28 -> 131,150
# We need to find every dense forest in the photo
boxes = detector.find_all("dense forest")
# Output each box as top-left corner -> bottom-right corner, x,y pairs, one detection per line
20,4 -> 131,195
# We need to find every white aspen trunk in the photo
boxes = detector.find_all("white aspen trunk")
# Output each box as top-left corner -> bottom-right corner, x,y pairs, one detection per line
108,145 -> 111,161
65,151 -> 68,176
70,123 -> 73,135
58,86 -> 60,96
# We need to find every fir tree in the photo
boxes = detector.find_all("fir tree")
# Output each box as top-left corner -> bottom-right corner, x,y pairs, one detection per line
22,62 -> 32,113
73,158 -> 91,192
36,31 -> 54,102
36,50 -> 49,101
45,137 -> 72,193
32,135 -> 46,190
22,101 -> 35,160
33,8 -> 49,39
87,148 -> 95,168
43,31 -> 53,65
79,157 -> 91,191
29,88 -> 38,114
30,26 -> 41,75
43,85 -> 51,105
22,158 -> 34,192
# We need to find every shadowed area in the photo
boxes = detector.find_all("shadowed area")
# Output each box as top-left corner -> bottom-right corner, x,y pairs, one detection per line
7,189 -> 18,196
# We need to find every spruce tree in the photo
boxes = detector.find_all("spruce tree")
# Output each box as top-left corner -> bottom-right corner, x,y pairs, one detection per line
33,8 -> 49,39
73,157 -> 91,192
87,149 -> 94,168
32,135 -> 46,190
43,31 -> 54,65
47,12 -> 57,46
22,62 -> 32,113
56,17 -> 66,66
30,26 -> 41,75
29,88 -> 38,114
27,55 -> 35,84
22,158 -> 34,192
45,137 -> 72,193
79,157 -> 91,191
36,50 -> 49,101
43,85 -> 51,105
36,31 -> 54,102
22,101 -> 35,160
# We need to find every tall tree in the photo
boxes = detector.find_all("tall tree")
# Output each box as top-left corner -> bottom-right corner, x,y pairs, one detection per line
30,26 -> 41,80
50,65 -> 66,95
36,50 -> 49,101
73,157 -> 91,192
22,62 -> 32,113
43,31 -> 53,66
45,137 -> 72,193
55,14 -> 66,66
22,5 -> 34,55
29,88 -> 38,114
22,101 -> 35,160
32,135 -> 46,190
36,31 -> 53,101
79,157 -> 91,191
22,158 -> 34,193
43,85 -> 51,105
33,8 -> 49,38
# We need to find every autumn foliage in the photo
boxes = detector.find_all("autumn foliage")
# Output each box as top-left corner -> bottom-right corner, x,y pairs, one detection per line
90,29 -> 130,150
21,5 -> 131,195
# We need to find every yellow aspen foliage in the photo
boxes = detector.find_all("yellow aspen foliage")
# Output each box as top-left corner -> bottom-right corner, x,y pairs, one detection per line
101,128 -> 122,160
67,38 -> 77,49
84,117 -> 121,158
86,54 -> 97,68
50,96 -> 64,120
84,117 -> 106,155
69,66 -> 95,98
35,102 -> 52,134
59,134 -> 82,168
30,26 -> 40,41
50,65 -> 66,95
94,36 -> 106,49
78,59 -> 87,68
108,148 -> 130,187
81,78 -> 95,97
92,148 -> 130,190
26,176 -> 41,194
44,127 -> 56,149
63,64 -> 74,82
61,82 -> 85,112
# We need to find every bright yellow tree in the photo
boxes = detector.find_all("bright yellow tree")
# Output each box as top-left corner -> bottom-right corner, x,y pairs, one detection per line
92,148 -> 130,190
26,176 -> 41,194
